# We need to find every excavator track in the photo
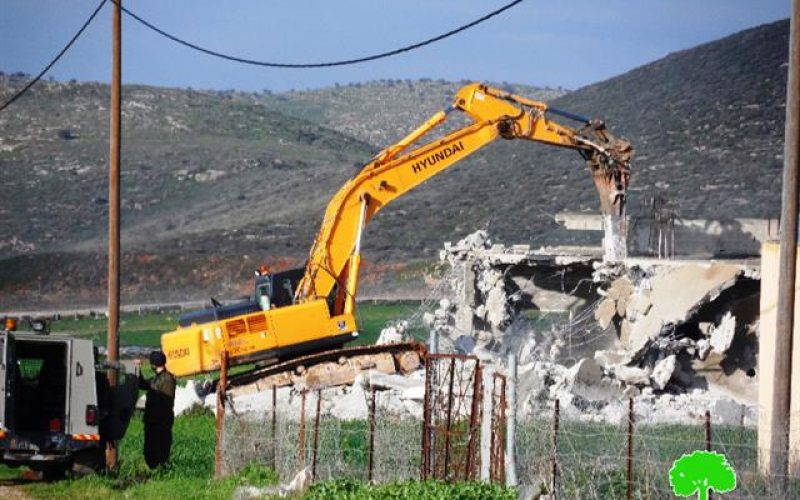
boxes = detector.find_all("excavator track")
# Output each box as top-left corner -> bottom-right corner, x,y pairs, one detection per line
221,341 -> 427,392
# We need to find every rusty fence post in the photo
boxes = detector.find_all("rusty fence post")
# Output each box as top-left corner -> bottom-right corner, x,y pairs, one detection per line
272,384 -> 277,471
421,356 -> 432,480
299,390 -> 307,469
627,397 -> 634,500
551,398 -> 560,495
465,363 -> 482,481
368,386 -> 377,483
215,351 -> 229,478
498,374 -> 506,484
490,373 -> 507,485
312,389 -> 322,480
443,357 -> 456,481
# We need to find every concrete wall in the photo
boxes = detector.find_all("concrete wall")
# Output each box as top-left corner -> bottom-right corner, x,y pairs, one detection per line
758,241 -> 800,475
556,212 -> 779,258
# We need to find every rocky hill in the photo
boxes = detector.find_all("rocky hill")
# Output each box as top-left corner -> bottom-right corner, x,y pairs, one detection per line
0,19 -> 790,307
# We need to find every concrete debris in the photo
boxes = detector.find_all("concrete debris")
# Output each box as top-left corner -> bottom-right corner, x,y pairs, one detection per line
651,355 -> 676,391
621,263 -> 743,355
613,365 -> 651,386
234,467 -> 313,498
421,231 -> 761,425
396,350 -> 422,374
709,312 -> 736,354
173,380 -> 204,416
594,350 -> 632,369
377,320 -> 408,345
594,298 -> 616,330
568,358 -> 603,386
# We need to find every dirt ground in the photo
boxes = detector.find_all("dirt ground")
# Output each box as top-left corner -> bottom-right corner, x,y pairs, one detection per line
0,483 -> 29,499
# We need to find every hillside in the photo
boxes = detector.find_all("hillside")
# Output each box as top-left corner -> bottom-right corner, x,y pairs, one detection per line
549,19 -> 789,219
253,79 -> 565,146
0,20 -> 790,307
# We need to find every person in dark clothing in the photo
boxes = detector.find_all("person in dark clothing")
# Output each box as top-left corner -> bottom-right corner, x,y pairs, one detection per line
135,351 -> 176,469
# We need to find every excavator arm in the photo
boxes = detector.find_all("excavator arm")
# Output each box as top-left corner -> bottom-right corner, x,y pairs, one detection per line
296,83 -> 633,307
161,83 -> 632,377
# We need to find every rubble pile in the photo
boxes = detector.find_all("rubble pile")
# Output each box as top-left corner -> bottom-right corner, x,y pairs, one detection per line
416,231 -> 762,426
590,261 -> 760,400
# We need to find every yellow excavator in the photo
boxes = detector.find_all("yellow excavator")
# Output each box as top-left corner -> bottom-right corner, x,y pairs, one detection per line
161,83 -> 633,377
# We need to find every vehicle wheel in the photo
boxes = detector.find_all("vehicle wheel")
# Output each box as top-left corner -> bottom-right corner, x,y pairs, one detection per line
72,448 -> 104,476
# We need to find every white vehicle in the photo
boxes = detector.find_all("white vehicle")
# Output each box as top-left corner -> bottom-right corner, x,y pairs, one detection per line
0,319 -> 137,478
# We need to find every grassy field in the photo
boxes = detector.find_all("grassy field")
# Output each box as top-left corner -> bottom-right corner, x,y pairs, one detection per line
0,413 -> 280,499
50,302 -> 421,349
0,412 -> 516,498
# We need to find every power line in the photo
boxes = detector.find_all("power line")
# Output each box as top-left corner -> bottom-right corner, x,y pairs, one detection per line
0,0 -> 524,113
0,0 -> 108,114
115,0 -> 525,68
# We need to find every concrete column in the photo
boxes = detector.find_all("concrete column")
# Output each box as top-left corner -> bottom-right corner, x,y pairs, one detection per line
455,263 -> 476,335
758,241 -> 800,475
480,366 -> 494,481
603,214 -> 628,262
428,329 -> 438,355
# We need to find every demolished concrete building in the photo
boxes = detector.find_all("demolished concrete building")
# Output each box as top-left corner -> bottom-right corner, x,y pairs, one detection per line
417,229 -> 762,426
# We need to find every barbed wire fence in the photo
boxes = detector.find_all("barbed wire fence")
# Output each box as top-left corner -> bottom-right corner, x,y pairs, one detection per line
515,399 -> 800,499
216,358 -> 800,498
220,385 -> 424,483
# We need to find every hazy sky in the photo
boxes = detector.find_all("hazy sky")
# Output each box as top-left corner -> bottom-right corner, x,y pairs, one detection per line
0,0 -> 791,93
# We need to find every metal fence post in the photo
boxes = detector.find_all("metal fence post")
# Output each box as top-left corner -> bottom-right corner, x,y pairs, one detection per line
480,366 -> 493,481
299,390 -> 307,469
627,397 -> 635,500
465,364 -> 482,481
421,356 -> 432,480
272,384 -> 277,471
214,351 -> 229,478
312,389 -> 322,480
551,398 -> 560,495
368,386 -> 377,483
443,357 -> 456,480
505,354 -> 518,487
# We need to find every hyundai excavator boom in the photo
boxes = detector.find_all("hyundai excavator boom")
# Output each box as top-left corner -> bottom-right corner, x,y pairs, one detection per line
161,83 -> 633,378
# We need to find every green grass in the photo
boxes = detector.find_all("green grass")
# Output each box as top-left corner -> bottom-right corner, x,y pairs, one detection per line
0,413 -> 279,499
306,479 -> 516,499
353,301 -> 423,345
51,312 -> 176,348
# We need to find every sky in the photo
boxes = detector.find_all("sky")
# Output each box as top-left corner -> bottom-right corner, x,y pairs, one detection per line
0,0 -> 792,93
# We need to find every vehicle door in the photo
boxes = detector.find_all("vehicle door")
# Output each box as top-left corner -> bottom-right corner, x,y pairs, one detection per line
67,339 -> 99,439
0,333 -> 16,432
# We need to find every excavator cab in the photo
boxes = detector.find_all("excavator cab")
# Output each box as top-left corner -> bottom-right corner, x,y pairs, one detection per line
254,274 -> 272,311
254,267 -> 304,310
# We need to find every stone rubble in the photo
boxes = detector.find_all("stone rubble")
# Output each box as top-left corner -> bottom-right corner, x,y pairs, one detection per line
233,467 -> 312,499
414,231 -> 762,425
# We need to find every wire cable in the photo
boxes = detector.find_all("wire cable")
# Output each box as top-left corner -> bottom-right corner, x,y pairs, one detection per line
115,0 -> 525,68
0,0 -> 108,114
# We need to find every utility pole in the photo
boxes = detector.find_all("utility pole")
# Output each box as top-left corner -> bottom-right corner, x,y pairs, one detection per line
785,0 -> 800,478
105,0 -> 122,472
761,0 -> 800,477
